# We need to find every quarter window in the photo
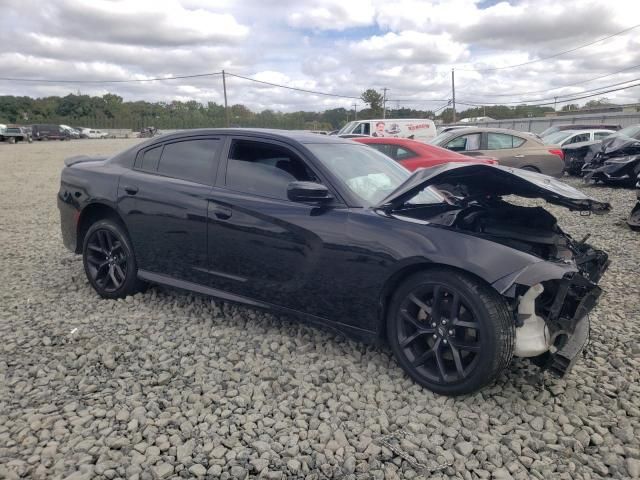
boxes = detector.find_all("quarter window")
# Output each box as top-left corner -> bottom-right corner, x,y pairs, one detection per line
139,145 -> 162,171
396,146 -> 416,161
156,139 -> 220,184
225,140 -> 318,200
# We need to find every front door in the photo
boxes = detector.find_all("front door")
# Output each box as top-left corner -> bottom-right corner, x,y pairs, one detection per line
205,138 -> 350,318
117,136 -> 222,283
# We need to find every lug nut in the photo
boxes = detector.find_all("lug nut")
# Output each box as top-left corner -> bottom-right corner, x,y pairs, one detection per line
448,330 -> 454,335
443,339 -> 448,344
441,320 -> 446,325
432,334 -> 437,339
431,322 -> 436,327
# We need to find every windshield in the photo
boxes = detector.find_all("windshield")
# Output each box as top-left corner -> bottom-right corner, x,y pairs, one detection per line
338,121 -> 358,135
429,131 -> 456,145
542,130 -> 576,145
306,143 -> 444,206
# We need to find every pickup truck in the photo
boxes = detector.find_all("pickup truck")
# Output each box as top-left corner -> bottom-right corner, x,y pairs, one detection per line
0,127 -> 32,144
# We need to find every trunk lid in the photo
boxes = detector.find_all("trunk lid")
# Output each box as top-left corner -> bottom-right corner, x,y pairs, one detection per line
375,162 -> 610,213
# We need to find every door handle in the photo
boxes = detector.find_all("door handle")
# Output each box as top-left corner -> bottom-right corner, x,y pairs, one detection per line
211,205 -> 232,220
514,154 -> 525,158
123,185 -> 139,195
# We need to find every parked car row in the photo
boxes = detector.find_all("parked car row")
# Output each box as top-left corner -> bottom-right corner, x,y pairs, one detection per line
0,123 -> 111,143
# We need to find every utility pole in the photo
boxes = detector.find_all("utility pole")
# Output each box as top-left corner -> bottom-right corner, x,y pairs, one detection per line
353,103 -> 358,120
222,70 -> 230,127
451,69 -> 456,123
554,96 -> 558,111
382,88 -> 388,119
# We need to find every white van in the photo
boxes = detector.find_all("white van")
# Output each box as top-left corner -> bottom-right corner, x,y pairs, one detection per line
337,118 -> 436,141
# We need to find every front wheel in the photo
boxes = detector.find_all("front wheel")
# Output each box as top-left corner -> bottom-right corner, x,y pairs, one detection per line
82,219 -> 143,299
387,268 -> 515,395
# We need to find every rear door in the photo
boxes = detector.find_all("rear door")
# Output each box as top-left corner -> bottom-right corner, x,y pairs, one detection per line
206,137 -> 350,316
477,132 -> 531,168
117,136 -> 222,284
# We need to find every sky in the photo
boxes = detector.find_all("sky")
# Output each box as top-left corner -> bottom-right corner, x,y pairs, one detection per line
0,0 -> 639,113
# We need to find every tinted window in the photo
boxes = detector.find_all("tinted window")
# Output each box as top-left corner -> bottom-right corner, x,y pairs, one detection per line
368,143 -> 396,159
156,139 -> 220,184
139,146 -> 162,171
396,146 -> 416,160
446,133 -> 481,151
225,140 -> 318,200
353,123 -> 371,135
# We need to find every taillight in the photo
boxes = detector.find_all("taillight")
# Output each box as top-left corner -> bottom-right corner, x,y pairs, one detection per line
548,149 -> 564,161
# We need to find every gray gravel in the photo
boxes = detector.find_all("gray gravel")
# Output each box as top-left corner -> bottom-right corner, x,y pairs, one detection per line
1,139 -> 639,479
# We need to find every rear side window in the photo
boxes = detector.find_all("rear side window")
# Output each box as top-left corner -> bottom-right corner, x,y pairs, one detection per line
156,139 -> 220,184
396,146 -> 416,160
368,143 -> 396,159
139,146 -> 162,171
487,133 -> 525,149
225,140 -> 318,200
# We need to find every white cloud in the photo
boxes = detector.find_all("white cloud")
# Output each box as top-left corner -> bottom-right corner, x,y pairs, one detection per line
287,0 -> 375,30
1,0 -> 640,112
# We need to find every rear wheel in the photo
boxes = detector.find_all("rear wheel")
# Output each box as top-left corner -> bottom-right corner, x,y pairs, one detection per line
8,137 -> 15,144
387,268 -> 515,395
82,219 -> 143,299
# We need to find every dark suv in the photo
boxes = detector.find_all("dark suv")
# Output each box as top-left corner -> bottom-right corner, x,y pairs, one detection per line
32,124 -> 71,141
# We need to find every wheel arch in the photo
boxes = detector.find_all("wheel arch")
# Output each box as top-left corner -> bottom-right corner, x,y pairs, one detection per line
376,261 -> 505,342
76,202 -> 126,253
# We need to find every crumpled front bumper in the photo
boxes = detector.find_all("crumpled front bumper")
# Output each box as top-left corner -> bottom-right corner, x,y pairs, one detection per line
541,272 -> 604,377
583,156 -> 639,182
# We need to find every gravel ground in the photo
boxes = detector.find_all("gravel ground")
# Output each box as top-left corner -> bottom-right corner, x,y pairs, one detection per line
1,139 -> 639,480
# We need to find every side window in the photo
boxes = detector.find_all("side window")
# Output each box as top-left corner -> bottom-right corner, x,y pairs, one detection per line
368,143 -> 396,159
156,139 -> 220,184
594,131 -> 611,140
138,145 -> 162,171
396,146 -> 416,161
487,133 -> 519,149
567,133 -> 590,144
352,123 -> 370,135
225,140 -> 318,200
446,133 -> 481,151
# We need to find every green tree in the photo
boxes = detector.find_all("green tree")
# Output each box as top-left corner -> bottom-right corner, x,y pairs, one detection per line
361,89 -> 383,116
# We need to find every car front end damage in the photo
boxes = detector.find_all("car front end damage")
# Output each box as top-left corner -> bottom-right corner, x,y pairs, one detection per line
377,163 -> 612,379
497,249 -> 608,377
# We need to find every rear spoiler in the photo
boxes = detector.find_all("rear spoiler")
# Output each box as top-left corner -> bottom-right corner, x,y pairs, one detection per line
64,155 -> 109,167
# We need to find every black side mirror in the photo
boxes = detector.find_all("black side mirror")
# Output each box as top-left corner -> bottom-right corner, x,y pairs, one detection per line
287,181 -> 333,203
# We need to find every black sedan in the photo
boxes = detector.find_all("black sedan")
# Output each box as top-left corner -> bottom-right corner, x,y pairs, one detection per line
58,129 -> 610,395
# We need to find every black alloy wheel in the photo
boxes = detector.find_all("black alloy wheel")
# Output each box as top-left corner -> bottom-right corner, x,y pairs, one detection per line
82,219 -> 142,299
388,268 -> 514,395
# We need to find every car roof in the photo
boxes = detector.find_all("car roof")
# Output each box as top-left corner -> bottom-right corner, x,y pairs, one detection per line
353,136 -> 471,159
144,128 -> 355,146
441,127 -> 530,136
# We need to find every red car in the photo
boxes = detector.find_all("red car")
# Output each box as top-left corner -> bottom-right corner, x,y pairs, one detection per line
353,136 -> 497,171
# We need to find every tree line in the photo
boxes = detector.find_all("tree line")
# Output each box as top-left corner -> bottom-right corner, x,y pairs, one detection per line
0,91 -> 598,131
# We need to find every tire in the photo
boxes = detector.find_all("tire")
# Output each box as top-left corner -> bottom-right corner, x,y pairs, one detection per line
82,218 -> 143,299
387,268 -> 515,396
8,137 -> 15,144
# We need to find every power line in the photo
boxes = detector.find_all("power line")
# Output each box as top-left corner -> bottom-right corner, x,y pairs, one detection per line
225,72 -> 361,100
455,24 -> 640,72
0,71 -> 223,83
457,62 -> 640,97
458,80 -> 640,108
460,76 -> 640,105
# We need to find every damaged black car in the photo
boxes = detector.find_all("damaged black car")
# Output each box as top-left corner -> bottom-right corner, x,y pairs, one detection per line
58,129 -> 610,395
583,124 -> 640,185
563,139 -> 602,176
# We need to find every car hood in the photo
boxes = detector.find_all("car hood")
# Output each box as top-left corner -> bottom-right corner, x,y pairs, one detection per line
375,162 -> 611,213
